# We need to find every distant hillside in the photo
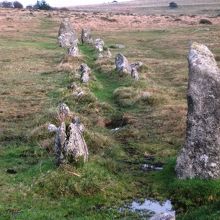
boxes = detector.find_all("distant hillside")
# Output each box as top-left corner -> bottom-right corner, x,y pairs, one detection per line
72,0 -> 220,16
126,0 -> 220,6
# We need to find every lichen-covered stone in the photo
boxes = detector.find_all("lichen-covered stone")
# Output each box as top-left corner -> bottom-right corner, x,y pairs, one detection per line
48,104 -> 89,165
95,38 -> 104,52
115,53 -> 131,75
58,20 -> 78,48
176,42 -> 220,179
80,63 -> 91,83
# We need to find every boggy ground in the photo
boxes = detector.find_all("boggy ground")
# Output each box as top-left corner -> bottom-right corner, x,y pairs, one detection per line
1,8 -> 220,219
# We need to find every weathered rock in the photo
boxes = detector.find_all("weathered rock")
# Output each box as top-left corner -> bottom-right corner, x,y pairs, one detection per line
64,117 -> 89,162
58,103 -> 70,119
130,61 -> 143,70
131,67 -> 139,80
81,28 -> 93,44
176,42 -> 220,179
58,20 -> 78,48
68,45 -> 79,57
80,63 -> 91,83
95,38 -> 105,52
110,44 -> 125,49
115,53 -> 131,75
48,104 -> 88,165
150,212 -> 175,220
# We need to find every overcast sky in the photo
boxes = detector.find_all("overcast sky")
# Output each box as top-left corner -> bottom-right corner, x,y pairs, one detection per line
20,0 -> 129,7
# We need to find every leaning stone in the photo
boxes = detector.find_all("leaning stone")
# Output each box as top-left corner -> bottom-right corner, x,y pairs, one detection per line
80,63 -> 91,83
68,45 -> 79,57
115,53 -> 131,75
176,42 -> 220,179
58,20 -> 78,48
81,28 -> 93,44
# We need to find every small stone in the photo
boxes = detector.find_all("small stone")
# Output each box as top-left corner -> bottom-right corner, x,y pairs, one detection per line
58,103 -> 70,120
80,63 -> 91,83
95,38 -> 105,52
131,68 -> 139,80
68,45 -> 79,57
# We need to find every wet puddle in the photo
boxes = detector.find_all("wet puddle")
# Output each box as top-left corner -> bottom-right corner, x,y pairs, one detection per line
131,199 -> 173,213
141,163 -> 163,171
120,199 -> 174,219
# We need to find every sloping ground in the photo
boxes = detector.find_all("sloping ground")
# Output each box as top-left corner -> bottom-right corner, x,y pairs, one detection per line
1,8 -> 220,219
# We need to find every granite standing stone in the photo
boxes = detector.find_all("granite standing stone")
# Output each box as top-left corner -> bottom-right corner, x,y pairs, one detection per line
176,42 -> 220,179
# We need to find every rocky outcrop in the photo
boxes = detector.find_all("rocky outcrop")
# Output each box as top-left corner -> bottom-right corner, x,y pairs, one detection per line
176,42 -> 220,179
58,20 -> 78,48
81,28 -> 93,44
80,63 -> 91,83
48,103 -> 88,165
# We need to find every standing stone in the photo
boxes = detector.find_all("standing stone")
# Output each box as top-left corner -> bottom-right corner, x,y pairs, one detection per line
80,63 -> 91,83
68,45 -> 79,57
58,20 -> 78,48
81,28 -> 93,44
48,104 -> 89,165
64,117 -> 89,162
95,38 -> 105,52
176,42 -> 220,179
115,53 -> 131,75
